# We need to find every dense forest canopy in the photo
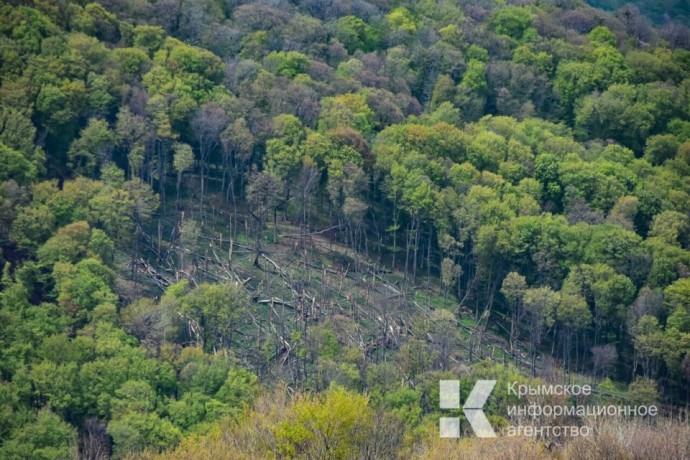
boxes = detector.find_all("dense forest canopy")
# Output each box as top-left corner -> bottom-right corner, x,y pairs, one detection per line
588,0 -> 690,25
1,0 -> 690,458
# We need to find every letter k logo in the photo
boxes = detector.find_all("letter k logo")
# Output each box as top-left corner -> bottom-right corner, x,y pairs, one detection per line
439,379 -> 497,438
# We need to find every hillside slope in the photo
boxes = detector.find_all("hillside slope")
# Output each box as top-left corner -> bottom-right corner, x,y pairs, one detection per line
1,0 -> 690,457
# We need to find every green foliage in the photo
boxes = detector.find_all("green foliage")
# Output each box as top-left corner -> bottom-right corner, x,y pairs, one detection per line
166,392 -> 213,432
275,386 -> 374,459
88,228 -> 115,264
627,377 -> 659,405
467,130 -> 506,172
52,257 -> 117,322
166,40 -> 223,82
319,93 -> 376,134
330,16 -> 377,53
665,278 -> 690,333
0,142 -> 36,184
0,106 -> 45,177
523,287 -> 558,329
110,380 -> 158,416
180,283 -> 248,352
215,368 -> 258,408
172,142 -> 194,175
490,6 -> 533,40
177,349 -> 231,395
10,205 -> 55,253
263,51 -> 309,78
37,221 -> 91,265
3,1 -> 690,457
68,118 -> 114,176
385,7 -> 417,36
112,47 -> 150,75
108,411 -> 181,458
384,387 -> 421,426
133,25 -> 165,55
0,409 -> 76,460
644,134 -> 680,165
574,84 -> 661,152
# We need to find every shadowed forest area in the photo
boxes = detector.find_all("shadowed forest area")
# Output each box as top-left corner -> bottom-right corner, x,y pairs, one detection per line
1,0 -> 690,458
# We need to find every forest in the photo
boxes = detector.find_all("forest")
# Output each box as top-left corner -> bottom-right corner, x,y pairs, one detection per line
1,0 -> 690,458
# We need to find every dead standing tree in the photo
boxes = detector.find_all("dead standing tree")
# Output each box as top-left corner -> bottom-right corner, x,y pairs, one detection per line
247,170 -> 284,267
191,102 -> 228,219
297,158 -> 320,260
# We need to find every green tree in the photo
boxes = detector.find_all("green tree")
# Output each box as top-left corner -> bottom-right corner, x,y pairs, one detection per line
0,106 -> 44,177
180,283 -> 248,352
665,278 -> 690,333
112,47 -> 150,75
265,115 -> 305,180
9,205 -> 55,253
108,411 -> 181,458
0,142 -> 36,185
37,221 -> 91,265
644,134 -> 680,166
0,410 -> 77,460
319,93 -> 376,134
110,380 -> 158,417
441,257 -> 462,305
67,118 -> 114,177
523,286 -> 558,375
456,59 -> 487,120
133,25 -> 165,55
649,211 -> 689,247
215,368 -> 258,408
329,16 -> 376,53
263,51 -> 309,77
172,142 -> 194,210
120,297 -> 179,350
556,292 -> 591,373
275,386 -> 375,460
52,258 -> 117,325
588,26 -> 616,47
501,272 -> 527,355
490,6 -> 533,39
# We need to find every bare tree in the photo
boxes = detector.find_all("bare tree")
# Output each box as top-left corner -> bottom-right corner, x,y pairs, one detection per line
592,344 -> 618,381
191,103 -> 229,217
220,117 -> 254,236
81,418 -> 110,460
297,158 -> 320,254
247,170 -> 283,266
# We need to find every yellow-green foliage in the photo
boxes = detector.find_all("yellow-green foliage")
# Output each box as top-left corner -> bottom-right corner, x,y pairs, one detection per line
134,386 -> 408,460
274,386 -> 372,459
